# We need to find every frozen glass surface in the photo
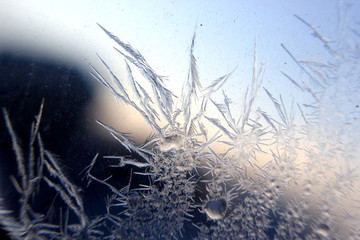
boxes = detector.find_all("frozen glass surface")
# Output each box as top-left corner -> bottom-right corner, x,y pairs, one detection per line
0,1 -> 359,239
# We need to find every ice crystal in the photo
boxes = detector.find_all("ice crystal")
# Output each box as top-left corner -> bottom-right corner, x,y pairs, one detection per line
1,4 -> 359,240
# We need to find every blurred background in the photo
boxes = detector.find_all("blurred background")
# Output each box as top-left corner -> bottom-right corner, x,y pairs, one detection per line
2,0 -> 359,109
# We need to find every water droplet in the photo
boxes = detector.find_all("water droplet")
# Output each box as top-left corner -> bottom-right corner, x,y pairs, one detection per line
204,198 -> 227,220
159,134 -> 184,152
314,224 -> 330,238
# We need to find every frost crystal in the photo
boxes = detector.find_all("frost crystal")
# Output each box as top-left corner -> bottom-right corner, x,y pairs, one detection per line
1,4 -> 359,240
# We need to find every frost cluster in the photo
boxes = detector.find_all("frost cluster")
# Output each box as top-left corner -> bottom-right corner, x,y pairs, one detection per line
1,8 -> 359,240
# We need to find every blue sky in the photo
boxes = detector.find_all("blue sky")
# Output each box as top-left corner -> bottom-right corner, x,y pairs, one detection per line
0,0 -> 359,120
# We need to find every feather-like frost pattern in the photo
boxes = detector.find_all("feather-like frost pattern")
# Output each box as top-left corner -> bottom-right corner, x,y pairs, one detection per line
2,10 -> 359,238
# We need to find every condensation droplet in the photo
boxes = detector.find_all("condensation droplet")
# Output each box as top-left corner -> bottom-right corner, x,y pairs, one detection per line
314,224 -> 330,238
204,198 -> 227,220
159,134 -> 184,152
